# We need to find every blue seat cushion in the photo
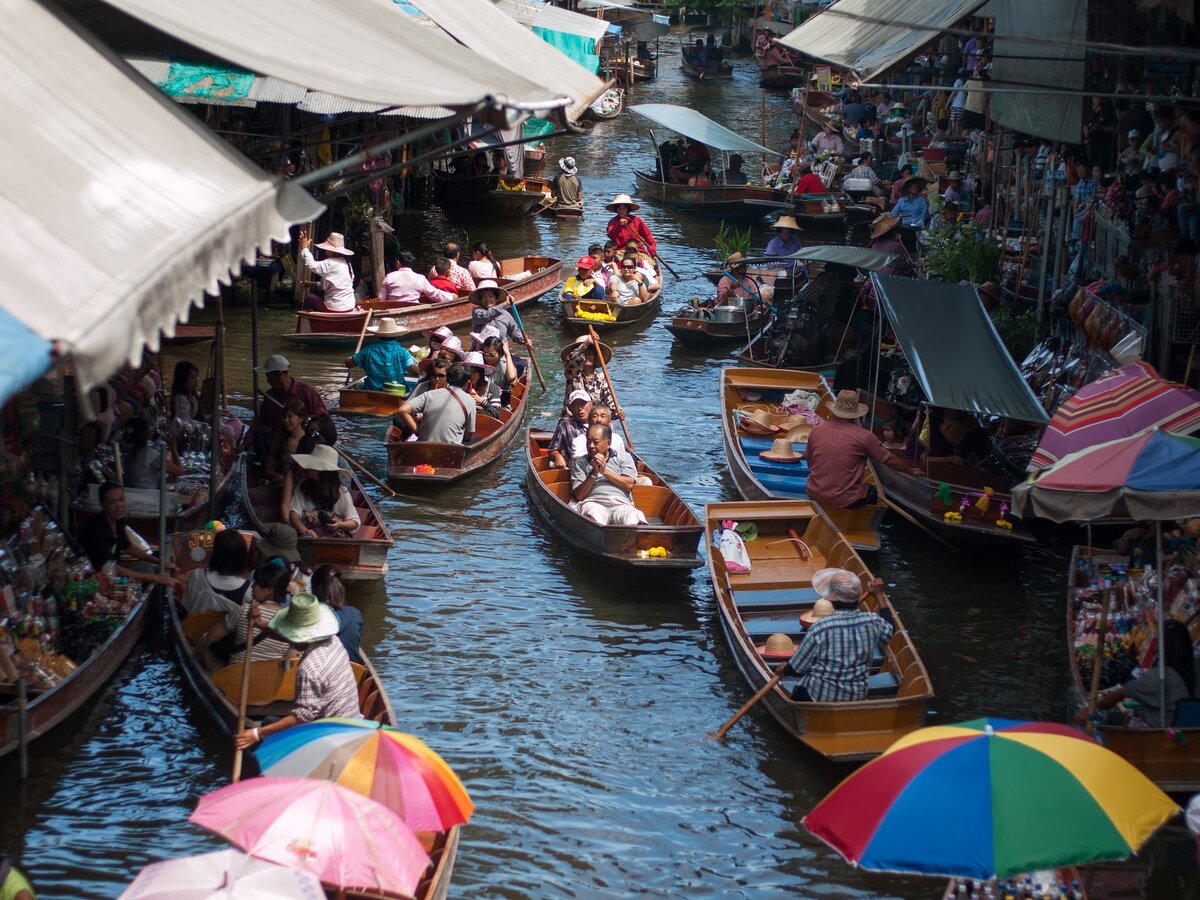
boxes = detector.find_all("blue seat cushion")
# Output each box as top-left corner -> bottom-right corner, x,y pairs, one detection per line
778,670 -> 897,699
734,587 -> 820,610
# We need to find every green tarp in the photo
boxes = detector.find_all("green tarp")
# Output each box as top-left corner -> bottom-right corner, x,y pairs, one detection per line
532,27 -> 600,76
160,62 -> 253,101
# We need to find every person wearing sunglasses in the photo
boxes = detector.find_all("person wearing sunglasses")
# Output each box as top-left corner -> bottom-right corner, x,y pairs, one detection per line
607,258 -> 650,306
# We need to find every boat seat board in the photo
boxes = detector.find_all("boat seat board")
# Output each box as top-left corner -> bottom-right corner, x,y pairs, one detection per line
780,671 -> 898,698
733,587 -> 821,609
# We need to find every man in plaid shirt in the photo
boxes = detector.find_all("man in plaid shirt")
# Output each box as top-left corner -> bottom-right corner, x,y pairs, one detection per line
782,569 -> 893,702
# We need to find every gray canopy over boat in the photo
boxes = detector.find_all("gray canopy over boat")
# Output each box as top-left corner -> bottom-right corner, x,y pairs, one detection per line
630,104 -> 783,157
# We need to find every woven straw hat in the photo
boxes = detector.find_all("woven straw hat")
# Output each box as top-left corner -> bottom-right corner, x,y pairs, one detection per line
799,598 -> 835,625
269,592 -> 339,644
738,407 -> 780,435
759,437 -> 803,463
315,233 -> 354,256
827,389 -> 868,419
606,193 -> 640,212
764,633 -> 795,656
870,213 -> 901,240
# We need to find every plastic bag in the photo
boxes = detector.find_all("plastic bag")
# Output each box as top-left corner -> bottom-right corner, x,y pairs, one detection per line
718,521 -> 752,573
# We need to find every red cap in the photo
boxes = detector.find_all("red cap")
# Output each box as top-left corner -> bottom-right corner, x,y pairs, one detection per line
576,255 -> 596,270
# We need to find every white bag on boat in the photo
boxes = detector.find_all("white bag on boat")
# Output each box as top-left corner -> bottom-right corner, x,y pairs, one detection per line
719,527 -> 751,573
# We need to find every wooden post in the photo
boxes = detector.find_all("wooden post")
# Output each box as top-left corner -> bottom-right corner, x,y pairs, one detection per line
294,221 -> 312,309
1084,588 -> 1112,736
370,215 -> 386,300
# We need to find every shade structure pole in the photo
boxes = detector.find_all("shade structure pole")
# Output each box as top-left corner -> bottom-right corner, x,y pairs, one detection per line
210,307 -> 224,523
250,281 -> 259,418
1158,521 -> 1166,721
158,427 -> 167,577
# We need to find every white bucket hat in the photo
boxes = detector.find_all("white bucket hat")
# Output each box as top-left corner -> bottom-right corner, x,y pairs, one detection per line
559,156 -> 578,176
289,443 -> 342,473
366,317 -> 405,337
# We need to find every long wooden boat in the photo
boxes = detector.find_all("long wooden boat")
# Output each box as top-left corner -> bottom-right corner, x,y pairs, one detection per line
633,171 -> 792,223
681,51 -> 732,80
561,287 -> 661,332
434,171 -> 553,217
165,532 -> 456,900
721,367 -> 884,552
337,383 -> 414,417
282,256 -> 563,348
538,203 -> 583,221
796,89 -> 840,128
1067,545 -> 1200,793
705,500 -> 933,760
792,192 -> 850,227
704,267 -> 800,300
665,304 -> 772,349
584,88 -> 624,121
524,429 -> 703,570
240,464 -> 393,580
759,64 -> 805,90
606,56 -> 656,83
384,377 -> 529,486
0,588 -> 154,758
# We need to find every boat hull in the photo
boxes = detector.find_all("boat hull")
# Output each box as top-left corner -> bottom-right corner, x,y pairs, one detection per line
634,171 -> 790,222
665,308 -> 772,348
759,65 -> 805,90
561,287 -> 662,332
681,54 -> 732,80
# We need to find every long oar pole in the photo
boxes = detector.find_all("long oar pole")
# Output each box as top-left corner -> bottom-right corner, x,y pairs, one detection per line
587,325 -> 634,451
334,445 -> 399,499
654,253 -> 681,281
232,606 -> 255,783
873,477 -> 957,552
507,301 -> 547,391
710,668 -> 785,740
345,310 -> 374,385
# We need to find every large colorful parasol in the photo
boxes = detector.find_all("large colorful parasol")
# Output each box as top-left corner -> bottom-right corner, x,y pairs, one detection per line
254,718 -> 473,832
190,777 -> 431,899
120,848 -> 324,899
1030,361 -> 1200,471
804,718 -> 1178,880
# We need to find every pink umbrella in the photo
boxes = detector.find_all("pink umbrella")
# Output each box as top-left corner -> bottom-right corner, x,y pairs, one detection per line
189,777 -> 431,899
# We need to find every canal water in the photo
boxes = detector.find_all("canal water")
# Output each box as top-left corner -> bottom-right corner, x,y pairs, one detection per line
3,47 -> 1193,899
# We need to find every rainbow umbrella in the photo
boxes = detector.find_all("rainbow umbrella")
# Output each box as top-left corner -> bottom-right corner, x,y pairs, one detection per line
190,777 -> 431,899
804,719 -> 1179,880
1030,361 -> 1200,471
254,718 -> 473,832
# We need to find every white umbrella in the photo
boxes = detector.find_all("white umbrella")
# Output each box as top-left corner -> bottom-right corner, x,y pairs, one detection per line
120,849 -> 324,899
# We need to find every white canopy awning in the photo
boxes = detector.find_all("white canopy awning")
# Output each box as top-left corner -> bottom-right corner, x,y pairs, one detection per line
778,0 -> 987,82
103,0 -> 571,122
630,104 -> 782,156
577,0 -> 671,39
407,0 -> 609,122
2,0 -> 323,405
496,0 -> 612,42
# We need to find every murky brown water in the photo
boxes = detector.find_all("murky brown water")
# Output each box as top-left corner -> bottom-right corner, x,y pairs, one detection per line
4,46 -> 1194,900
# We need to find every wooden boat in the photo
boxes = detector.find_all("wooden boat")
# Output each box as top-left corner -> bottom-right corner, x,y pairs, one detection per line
240,464 -> 393,580
759,64 -> 805,90
606,55 -> 656,83
0,589 -> 153,758
665,303 -> 772,349
524,429 -> 703,570
704,267 -> 800,300
705,499 -> 933,760
796,89 -> 840,128
336,381 -> 415,417
584,88 -> 624,121
538,202 -> 583,221
633,171 -> 792,223
561,286 -> 661,332
165,532 -> 457,900
282,256 -> 563,349
945,870 -> 1084,899
792,192 -> 851,227
1067,545 -> 1200,793
384,376 -> 529,486
681,50 -> 732,80
720,367 -> 885,552
162,324 -> 217,347
434,170 -> 553,217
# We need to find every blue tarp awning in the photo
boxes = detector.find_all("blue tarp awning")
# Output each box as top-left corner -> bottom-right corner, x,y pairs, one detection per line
0,306 -> 54,407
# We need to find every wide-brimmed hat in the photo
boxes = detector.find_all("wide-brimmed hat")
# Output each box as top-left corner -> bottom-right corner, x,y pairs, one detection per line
813,567 -> 863,605
763,632 -> 796,657
799,597 -> 835,626
560,335 -> 613,364
366,317 -> 404,337
463,350 -> 489,371
725,252 -> 748,268
945,170 -> 963,181
759,437 -> 803,463
315,233 -> 354,256
902,174 -> 929,191
827,389 -> 868,419
269,592 -> 339,644
254,523 -> 300,563
254,354 -> 290,374
427,325 -> 454,344
870,213 -> 901,240
576,255 -> 596,271
438,335 -> 465,359
978,281 -> 1002,305
469,324 -> 502,346
737,407 -> 780,435
606,193 -> 640,212
559,156 -> 578,176
774,215 -> 801,232
290,443 -> 342,473
468,280 -> 512,306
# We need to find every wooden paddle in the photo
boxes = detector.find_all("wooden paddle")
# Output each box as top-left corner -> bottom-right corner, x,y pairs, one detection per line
334,445 -> 398,499
506,300 -> 547,392
587,325 -> 634,452
231,604 -> 255,783
654,253 -> 681,281
873,478 -> 957,552
710,667 -> 786,740
344,309 -> 374,385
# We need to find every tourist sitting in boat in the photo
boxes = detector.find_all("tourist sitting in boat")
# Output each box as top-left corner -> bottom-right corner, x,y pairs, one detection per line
688,160 -> 716,187
264,399 -> 322,484
395,363 -> 476,445
378,251 -> 454,306
761,43 -> 791,69
1076,620 -> 1195,728
764,216 -> 803,274
170,360 -> 203,425
77,482 -> 178,589
470,281 -> 533,351
408,357 -> 450,407
299,230 -> 357,313
251,523 -> 309,596
921,407 -> 991,465
429,242 -> 475,293
562,336 -> 619,415
792,160 -> 828,196
181,528 -> 253,617
724,154 -> 749,185
779,568 -> 893,701
881,418 -> 909,452
481,335 -> 520,408
343,316 -> 418,391
622,243 -> 660,288
285,445 -> 361,539
311,564 -> 362,665
199,563 -> 291,669
570,404 -> 628,462
892,176 -> 930,228
608,256 -> 651,306
548,390 -> 591,469
605,194 -> 658,258
805,390 -> 922,509
233,591 -> 363,751
427,258 -> 460,296
564,256 -> 606,300
711,253 -> 764,309
122,415 -> 184,490
571,423 -> 646,526
811,121 -> 846,157
463,351 -> 502,418
656,138 -> 684,182
598,241 -> 621,284
846,151 -> 881,195
467,242 -> 502,282
434,335 -> 466,366
251,354 -> 336,466
553,156 -> 583,210
585,244 -> 608,289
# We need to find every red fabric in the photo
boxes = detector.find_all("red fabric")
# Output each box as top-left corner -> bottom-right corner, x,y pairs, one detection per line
794,173 -> 827,195
805,418 -> 890,507
606,214 -> 657,256
427,275 -> 459,296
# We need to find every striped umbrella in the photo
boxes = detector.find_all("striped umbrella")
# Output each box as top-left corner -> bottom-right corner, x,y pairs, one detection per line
804,719 -> 1178,880
254,718 -> 473,832
1030,361 -> 1200,470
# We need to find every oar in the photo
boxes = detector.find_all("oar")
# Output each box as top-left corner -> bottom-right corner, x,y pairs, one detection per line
334,445 -> 398,499
231,605 -> 255,783
507,300 -> 547,391
654,253 -> 681,281
344,309 -> 374,385
587,325 -> 634,452
709,666 -> 786,740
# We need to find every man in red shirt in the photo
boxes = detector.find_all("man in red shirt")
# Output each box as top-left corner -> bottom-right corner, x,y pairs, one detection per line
793,160 -> 828,195
427,257 -> 462,296
251,354 -> 336,467
806,390 -> 920,508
